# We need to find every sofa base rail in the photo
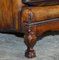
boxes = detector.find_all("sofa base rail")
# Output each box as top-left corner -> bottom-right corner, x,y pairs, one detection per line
23,10 -> 59,58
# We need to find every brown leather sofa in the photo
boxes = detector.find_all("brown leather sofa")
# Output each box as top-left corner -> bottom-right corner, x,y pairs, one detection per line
0,0 -> 59,58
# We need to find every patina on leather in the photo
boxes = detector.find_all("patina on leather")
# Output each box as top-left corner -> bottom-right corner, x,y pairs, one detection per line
21,5 -> 59,22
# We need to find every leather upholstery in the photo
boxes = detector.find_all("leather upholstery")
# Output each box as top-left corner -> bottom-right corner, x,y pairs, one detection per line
0,0 -> 24,32
21,5 -> 59,22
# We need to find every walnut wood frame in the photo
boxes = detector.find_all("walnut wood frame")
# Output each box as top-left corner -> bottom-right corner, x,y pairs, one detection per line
24,9 -> 59,58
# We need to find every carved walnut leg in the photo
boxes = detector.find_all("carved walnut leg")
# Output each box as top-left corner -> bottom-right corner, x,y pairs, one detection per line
24,9 -> 37,58
24,29 -> 37,58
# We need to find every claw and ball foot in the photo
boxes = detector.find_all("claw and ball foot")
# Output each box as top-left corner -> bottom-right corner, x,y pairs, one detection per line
24,30 -> 37,58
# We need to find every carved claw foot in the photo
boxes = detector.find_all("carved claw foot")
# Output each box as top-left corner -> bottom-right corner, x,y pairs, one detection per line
25,48 -> 36,58
24,30 -> 37,58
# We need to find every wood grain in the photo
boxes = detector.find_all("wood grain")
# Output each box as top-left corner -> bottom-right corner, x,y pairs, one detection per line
24,20 -> 59,37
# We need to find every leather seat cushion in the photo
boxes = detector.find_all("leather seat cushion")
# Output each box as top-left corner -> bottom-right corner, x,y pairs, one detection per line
22,0 -> 59,6
21,5 -> 59,22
